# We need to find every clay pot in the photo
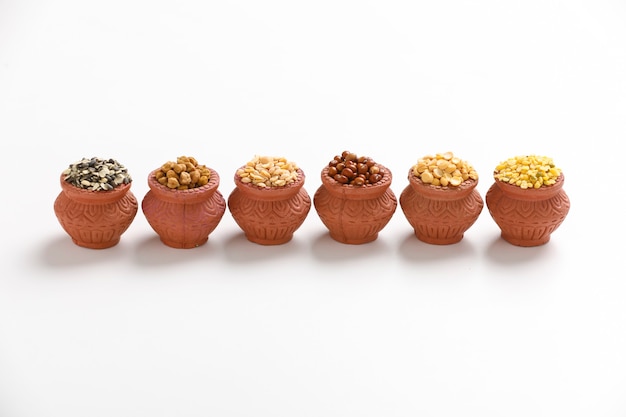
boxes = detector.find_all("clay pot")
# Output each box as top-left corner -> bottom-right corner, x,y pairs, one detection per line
314,165 -> 397,244
486,173 -> 570,247
54,174 -> 138,249
142,168 -> 226,248
400,169 -> 484,245
228,168 -> 311,245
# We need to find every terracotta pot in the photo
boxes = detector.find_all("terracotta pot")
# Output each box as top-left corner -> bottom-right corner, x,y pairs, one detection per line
400,169 -> 484,245
228,168 -> 311,245
313,165 -> 397,244
54,173 -> 138,249
486,173 -> 570,247
142,168 -> 226,248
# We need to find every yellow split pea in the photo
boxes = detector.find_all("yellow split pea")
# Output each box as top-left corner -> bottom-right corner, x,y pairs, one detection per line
412,152 -> 478,187
236,155 -> 299,188
494,155 -> 561,189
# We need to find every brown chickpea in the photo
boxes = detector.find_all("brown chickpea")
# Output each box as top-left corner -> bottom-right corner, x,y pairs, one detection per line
154,156 -> 212,190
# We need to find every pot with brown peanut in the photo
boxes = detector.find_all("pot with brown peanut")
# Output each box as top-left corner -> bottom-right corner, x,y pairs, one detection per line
313,151 -> 397,244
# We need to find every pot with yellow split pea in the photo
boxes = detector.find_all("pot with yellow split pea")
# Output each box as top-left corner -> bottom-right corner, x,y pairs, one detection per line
400,152 -> 483,245
486,155 -> 570,247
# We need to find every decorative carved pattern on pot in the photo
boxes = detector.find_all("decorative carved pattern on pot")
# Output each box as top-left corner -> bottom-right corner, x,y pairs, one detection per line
54,174 -> 138,249
142,168 -> 226,248
400,169 -> 483,245
314,165 -> 397,244
486,173 -> 570,247
228,168 -> 311,245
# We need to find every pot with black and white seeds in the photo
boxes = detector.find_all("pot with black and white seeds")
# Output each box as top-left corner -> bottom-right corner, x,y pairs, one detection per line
54,157 -> 138,249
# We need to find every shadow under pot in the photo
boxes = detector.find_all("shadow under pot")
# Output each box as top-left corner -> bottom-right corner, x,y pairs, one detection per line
54,173 -> 138,249
485,173 -> 570,247
141,168 -> 226,248
314,165 -> 397,244
400,169 -> 484,245
227,168 -> 311,245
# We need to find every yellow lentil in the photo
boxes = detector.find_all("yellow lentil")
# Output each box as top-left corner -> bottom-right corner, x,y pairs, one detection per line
494,155 -> 561,189
412,152 -> 478,187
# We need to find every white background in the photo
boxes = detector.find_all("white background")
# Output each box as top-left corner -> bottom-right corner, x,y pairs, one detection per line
1,0 -> 625,416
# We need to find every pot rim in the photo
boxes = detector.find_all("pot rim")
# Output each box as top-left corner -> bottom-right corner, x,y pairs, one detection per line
147,167 -> 220,204
407,168 -> 478,200
59,173 -> 132,204
492,172 -> 564,200
320,164 -> 392,199
233,167 -> 305,200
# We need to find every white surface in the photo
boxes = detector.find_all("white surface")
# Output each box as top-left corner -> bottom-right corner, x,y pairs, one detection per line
1,1 -> 625,416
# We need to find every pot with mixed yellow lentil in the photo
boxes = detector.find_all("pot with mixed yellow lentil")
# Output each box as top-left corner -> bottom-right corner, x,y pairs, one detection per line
486,155 -> 570,247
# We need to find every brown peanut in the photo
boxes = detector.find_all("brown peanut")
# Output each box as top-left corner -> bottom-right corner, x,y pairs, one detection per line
326,151 -> 385,186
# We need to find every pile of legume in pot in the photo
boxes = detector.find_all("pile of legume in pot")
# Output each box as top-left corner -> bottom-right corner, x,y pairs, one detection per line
236,155 -> 299,187
63,157 -> 132,191
326,151 -> 384,186
494,155 -> 561,189
412,152 -> 478,187
154,156 -> 211,190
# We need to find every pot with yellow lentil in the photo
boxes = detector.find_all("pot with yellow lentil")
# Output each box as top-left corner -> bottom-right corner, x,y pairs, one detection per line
141,156 -> 226,248
313,151 -> 397,244
54,157 -> 138,249
228,155 -> 311,245
400,152 -> 483,245
485,155 -> 570,247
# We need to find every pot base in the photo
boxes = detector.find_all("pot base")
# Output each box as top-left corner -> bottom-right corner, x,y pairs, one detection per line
414,232 -> 463,245
159,237 -> 209,249
244,234 -> 293,245
500,233 -> 550,247
329,231 -> 378,245
72,237 -> 121,249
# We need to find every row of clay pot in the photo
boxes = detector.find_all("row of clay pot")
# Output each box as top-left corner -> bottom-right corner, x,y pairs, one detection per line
54,164 -> 570,249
